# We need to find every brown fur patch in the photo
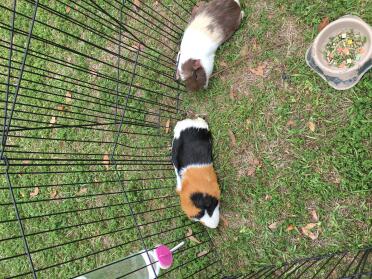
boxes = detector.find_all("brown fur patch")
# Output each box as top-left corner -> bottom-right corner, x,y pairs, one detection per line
178,165 -> 221,218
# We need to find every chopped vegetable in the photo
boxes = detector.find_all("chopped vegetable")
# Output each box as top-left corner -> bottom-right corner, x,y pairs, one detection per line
323,29 -> 367,68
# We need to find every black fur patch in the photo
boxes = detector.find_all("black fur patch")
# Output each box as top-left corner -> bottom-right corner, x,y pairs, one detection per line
190,192 -> 219,219
172,127 -> 212,172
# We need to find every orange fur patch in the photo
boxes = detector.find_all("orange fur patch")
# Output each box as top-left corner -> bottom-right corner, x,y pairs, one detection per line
178,165 -> 221,218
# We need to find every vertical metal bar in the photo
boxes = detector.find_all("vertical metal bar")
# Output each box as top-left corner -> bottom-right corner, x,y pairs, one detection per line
2,0 -> 17,154
0,0 -> 39,159
3,156 -> 37,279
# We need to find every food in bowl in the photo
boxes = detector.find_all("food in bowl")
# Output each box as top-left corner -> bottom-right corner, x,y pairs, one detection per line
323,29 -> 367,68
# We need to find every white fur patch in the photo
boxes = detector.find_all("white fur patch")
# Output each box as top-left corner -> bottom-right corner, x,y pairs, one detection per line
199,204 -> 220,229
175,167 -> 182,191
188,13 -> 224,44
233,0 -> 241,6
173,118 -> 209,139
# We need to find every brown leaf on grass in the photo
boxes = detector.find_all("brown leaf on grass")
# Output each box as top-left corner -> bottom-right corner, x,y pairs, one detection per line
318,17 -> 330,32
268,221 -> 280,231
220,215 -> 229,227
57,104 -> 65,111
133,0 -> 141,11
186,228 -> 201,244
264,194 -> 272,201
50,188 -> 58,199
220,61 -> 228,68
197,250 -> 208,257
286,119 -> 296,128
66,5 -> 71,13
50,116 -> 57,125
65,91 -> 72,104
247,158 -> 261,177
228,130 -> 236,147
240,44 -> 249,57
287,224 -> 296,232
307,121 -> 316,132
300,223 -> 319,240
165,119 -> 171,134
309,208 -> 319,222
132,43 -> 145,52
103,153 -> 110,170
249,64 -> 266,77
251,37 -> 259,51
229,88 -> 237,100
22,160 -> 31,165
30,187 -> 40,197
247,166 -> 256,177
77,187 -> 88,195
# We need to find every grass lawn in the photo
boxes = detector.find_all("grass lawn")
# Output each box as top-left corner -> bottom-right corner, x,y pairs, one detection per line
0,0 -> 371,278
181,0 -> 371,274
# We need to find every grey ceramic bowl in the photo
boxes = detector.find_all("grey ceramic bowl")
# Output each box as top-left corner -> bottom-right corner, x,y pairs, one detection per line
306,15 -> 372,90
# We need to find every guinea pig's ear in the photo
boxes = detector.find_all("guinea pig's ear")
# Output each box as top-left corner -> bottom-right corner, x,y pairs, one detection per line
192,59 -> 201,70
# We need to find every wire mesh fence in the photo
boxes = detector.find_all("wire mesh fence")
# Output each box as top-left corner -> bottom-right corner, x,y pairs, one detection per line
0,0 -> 221,278
0,0 -> 371,279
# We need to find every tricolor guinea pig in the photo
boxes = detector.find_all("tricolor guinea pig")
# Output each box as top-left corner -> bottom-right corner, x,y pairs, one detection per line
176,0 -> 244,92
171,118 -> 221,228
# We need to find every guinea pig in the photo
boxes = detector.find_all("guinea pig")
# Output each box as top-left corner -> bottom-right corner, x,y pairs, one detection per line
176,0 -> 244,92
171,118 -> 221,228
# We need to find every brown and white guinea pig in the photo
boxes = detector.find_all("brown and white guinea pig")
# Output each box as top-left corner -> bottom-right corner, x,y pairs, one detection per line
171,118 -> 221,228
176,0 -> 244,92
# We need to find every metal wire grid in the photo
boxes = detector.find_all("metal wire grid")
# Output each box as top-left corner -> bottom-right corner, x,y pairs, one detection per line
0,0 -> 221,278
241,247 -> 372,279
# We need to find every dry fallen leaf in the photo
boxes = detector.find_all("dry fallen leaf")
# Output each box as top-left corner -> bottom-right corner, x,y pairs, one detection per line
132,43 -> 145,52
229,88 -> 237,100
240,44 -> 249,57
220,61 -> 228,68
66,5 -> 71,13
22,160 -> 31,165
50,188 -> 58,199
228,130 -> 236,146
287,224 -> 296,232
133,0 -> 141,11
103,153 -> 110,170
268,221 -> 280,231
220,215 -> 229,227
30,187 -> 40,197
286,119 -> 296,128
300,223 -> 319,240
264,194 -> 272,201
318,17 -> 330,32
165,119 -> 171,134
57,104 -> 65,111
309,208 -> 319,222
251,37 -> 259,51
307,121 -> 316,132
249,64 -> 265,77
50,116 -> 57,125
77,187 -> 88,195
247,158 -> 261,177
197,250 -> 208,257
186,228 -> 201,244
65,91 -> 72,104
